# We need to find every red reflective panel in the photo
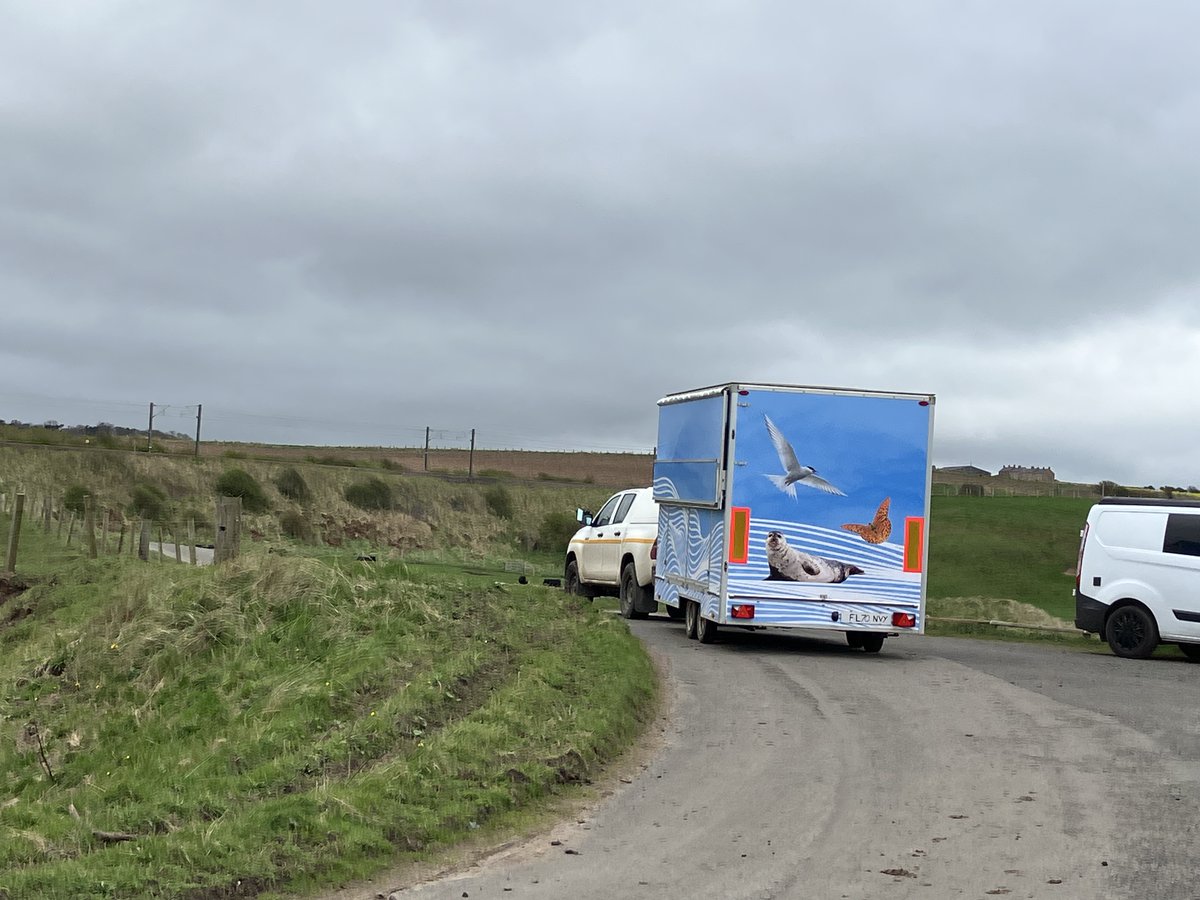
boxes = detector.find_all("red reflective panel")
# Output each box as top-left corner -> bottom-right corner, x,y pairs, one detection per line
892,612 -> 917,628
731,604 -> 755,620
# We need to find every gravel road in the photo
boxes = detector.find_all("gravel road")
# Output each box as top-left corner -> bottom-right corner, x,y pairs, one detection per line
339,618 -> 1200,900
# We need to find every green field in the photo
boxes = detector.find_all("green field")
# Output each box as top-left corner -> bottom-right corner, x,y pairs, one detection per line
0,527 -> 653,899
927,495 -> 1091,622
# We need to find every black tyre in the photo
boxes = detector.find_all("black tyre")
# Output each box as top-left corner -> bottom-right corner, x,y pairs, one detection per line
1179,643 -> 1200,662
665,603 -> 686,621
860,633 -> 885,653
696,611 -> 718,644
619,564 -> 648,620
1105,604 -> 1158,659
564,559 -> 583,596
845,632 -> 865,649
685,601 -> 699,639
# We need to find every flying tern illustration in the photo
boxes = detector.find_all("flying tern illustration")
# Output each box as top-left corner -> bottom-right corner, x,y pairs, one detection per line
763,414 -> 846,498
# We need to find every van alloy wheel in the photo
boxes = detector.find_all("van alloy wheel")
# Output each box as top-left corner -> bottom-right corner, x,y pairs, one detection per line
1105,605 -> 1158,659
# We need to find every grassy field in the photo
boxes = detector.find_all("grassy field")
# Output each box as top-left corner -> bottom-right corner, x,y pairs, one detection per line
927,495 -> 1092,622
0,442 -> 1130,897
0,524 -> 654,899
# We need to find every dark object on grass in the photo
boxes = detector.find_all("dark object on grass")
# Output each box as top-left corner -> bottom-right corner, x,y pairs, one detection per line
543,578 -> 561,588
356,554 -> 377,562
518,575 -> 528,585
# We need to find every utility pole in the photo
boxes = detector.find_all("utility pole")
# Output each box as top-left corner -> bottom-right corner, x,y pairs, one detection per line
424,426 -> 430,472
469,428 -> 476,479
147,402 -> 155,452
194,404 -> 203,459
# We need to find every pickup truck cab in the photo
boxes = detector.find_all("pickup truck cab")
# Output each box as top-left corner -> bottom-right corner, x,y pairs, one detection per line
565,487 -> 674,619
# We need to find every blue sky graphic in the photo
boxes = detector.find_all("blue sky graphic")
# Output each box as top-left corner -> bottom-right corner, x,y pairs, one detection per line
732,390 -> 932,532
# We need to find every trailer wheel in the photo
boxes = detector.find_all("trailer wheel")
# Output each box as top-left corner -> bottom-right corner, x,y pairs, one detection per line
619,564 -> 649,619
665,603 -> 686,621
845,632 -> 865,649
685,601 -> 699,639
696,611 -> 718,644
1105,604 -> 1158,659
860,634 -> 885,653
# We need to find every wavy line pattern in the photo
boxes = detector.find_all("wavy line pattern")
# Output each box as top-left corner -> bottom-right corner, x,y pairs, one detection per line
729,519 -> 921,604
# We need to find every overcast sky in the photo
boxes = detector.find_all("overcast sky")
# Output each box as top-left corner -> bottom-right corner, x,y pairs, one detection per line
3,2 -> 1198,486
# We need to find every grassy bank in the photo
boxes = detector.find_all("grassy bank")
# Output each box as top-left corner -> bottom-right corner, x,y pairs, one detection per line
0,527 -> 655,899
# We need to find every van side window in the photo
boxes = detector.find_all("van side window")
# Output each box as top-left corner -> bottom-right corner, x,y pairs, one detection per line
1163,514 -> 1200,558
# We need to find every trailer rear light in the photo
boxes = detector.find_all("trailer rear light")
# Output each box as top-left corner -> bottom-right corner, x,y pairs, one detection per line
891,612 -> 916,628
731,604 -> 755,620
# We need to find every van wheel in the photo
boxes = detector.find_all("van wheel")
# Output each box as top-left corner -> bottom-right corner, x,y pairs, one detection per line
1178,643 -> 1200,662
1105,605 -> 1158,659
619,564 -> 648,619
665,603 -> 686,621
696,612 -> 718,644
860,634 -> 885,653
684,601 -> 699,639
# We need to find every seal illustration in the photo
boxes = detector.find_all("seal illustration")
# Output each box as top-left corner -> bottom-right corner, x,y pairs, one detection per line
763,415 -> 846,498
764,530 -> 864,583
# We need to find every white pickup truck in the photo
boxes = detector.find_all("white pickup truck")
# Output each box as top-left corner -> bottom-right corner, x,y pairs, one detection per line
564,487 -> 679,620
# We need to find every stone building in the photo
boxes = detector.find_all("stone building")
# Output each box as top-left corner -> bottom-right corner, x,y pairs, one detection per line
998,465 -> 1055,483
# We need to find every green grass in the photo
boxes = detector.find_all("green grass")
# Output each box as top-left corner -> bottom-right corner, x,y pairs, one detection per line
0,528 -> 655,899
927,495 -> 1091,622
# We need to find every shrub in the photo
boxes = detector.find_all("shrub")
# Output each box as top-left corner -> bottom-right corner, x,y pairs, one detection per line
63,484 -> 92,515
215,468 -> 269,513
538,510 -> 581,551
130,483 -> 169,520
273,467 -> 310,502
485,486 -> 515,520
279,509 -> 313,542
345,478 -> 393,511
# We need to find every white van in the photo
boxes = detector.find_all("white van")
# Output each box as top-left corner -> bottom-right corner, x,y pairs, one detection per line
1074,498 -> 1200,659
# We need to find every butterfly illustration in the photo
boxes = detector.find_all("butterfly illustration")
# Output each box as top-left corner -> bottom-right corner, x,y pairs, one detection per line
841,498 -> 892,544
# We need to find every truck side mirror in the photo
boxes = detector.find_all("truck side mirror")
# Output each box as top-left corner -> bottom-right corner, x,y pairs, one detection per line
576,507 -> 593,526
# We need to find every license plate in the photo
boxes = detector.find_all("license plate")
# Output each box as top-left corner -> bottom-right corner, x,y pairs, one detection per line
845,611 -> 890,626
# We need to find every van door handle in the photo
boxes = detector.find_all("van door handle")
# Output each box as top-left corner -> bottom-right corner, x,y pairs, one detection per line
613,531 -> 622,537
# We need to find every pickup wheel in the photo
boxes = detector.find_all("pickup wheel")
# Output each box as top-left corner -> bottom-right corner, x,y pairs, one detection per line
619,564 -> 649,620
696,611 -> 718,644
564,560 -> 593,600
685,600 -> 699,639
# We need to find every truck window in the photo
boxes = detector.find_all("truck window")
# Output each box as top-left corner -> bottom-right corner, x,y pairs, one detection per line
1164,513 -> 1200,557
592,495 -> 621,528
612,493 -> 636,524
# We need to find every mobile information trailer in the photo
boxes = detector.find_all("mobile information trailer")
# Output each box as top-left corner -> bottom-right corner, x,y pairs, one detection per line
653,383 -> 935,651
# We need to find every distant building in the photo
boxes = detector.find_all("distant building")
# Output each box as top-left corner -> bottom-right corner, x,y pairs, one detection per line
998,465 -> 1055,482
938,465 -> 991,477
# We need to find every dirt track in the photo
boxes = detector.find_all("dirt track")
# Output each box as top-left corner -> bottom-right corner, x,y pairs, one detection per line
338,623 -> 1200,899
